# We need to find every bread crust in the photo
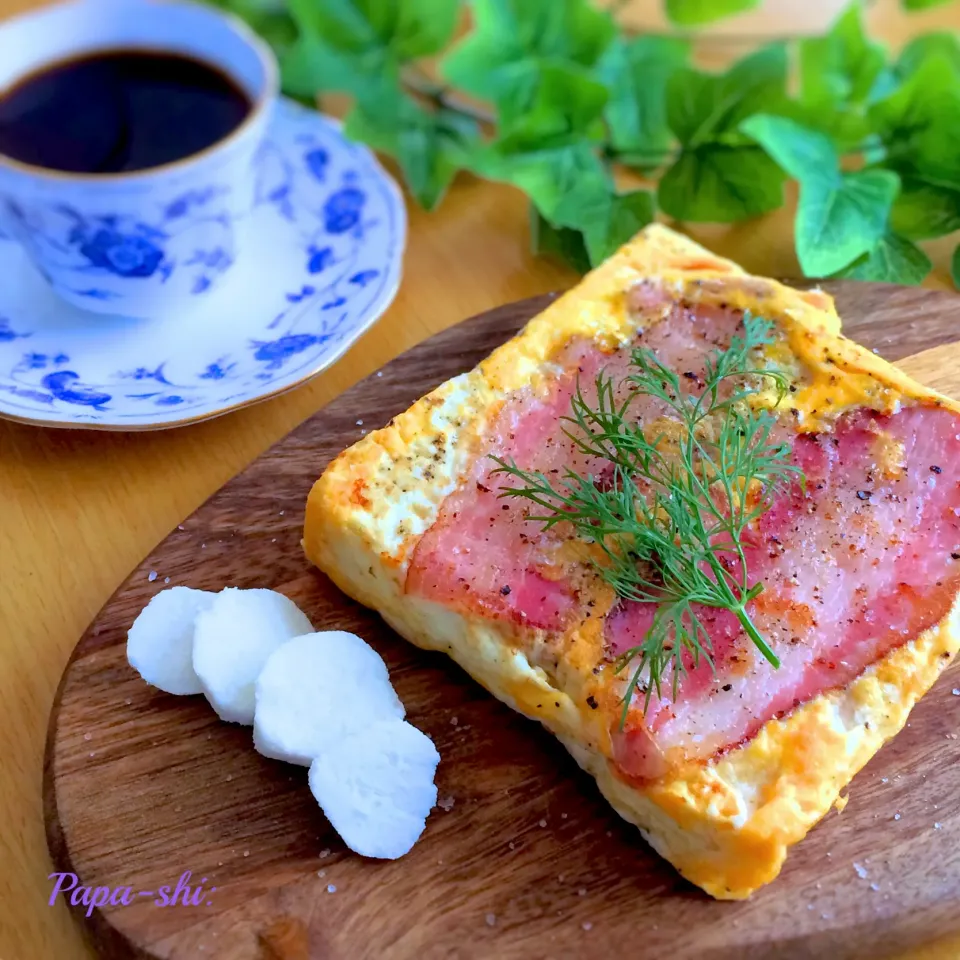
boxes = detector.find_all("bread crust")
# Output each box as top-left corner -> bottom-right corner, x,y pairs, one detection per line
304,225 -> 960,898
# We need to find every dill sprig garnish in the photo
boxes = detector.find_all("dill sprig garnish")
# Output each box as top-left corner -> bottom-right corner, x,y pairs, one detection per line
491,314 -> 803,725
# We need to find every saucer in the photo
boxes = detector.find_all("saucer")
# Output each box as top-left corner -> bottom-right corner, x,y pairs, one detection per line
0,98 -> 406,430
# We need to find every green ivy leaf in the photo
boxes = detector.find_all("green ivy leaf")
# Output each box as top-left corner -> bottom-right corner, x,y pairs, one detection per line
346,93 -> 478,210
740,114 -> 837,179
897,33 -> 960,80
441,0 -> 615,102
208,0 -> 298,57
288,0 -> 459,60
799,1 -> 889,108
796,170 -> 900,276
667,44 -> 788,147
282,0 -> 460,102
598,36 -> 690,173
530,188 -> 654,272
869,53 -> 960,187
530,206 -> 591,273
744,114 -> 899,275
472,141 -> 612,230
280,33 -> 363,100
658,46 -> 787,222
890,177 -> 960,240
281,13 -> 397,100
952,244 -> 960,291
657,146 -> 784,222
584,190 -> 655,264
496,61 -> 609,151
665,0 -> 760,27
769,99 -> 872,152
796,2 -> 895,149
833,232 -> 931,284
476,140 -> 650,272
388,0 -> 462,60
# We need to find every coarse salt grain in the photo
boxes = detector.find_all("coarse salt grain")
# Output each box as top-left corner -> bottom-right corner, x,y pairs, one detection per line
83,733 -> 91,741
327,884 -> 337,894
148,571 -> 158,582
485,913 -> 496,927
243,851 -> 249,857
578,888 -> 587,897
164,577 -> 170,584
508,842 -> 515,850
953,689 -> 960,696
870,883 -> 880,892
539,819 -> 547,828
450,717 -> 459,726
935,822 -> 943,830
319,849 -> 331,858
376,371 -> 383,377
582,922 -> 593,932
894,813 -> 901,821
317,870 -> 325,878
853,863 -> 868,879
438,796 -> 455,812
356,419 -> 363,426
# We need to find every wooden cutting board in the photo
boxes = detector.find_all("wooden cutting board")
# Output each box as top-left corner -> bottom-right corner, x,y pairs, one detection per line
45,281 -> 960,960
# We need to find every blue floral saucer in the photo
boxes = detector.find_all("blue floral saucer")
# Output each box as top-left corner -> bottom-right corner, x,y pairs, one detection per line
0,98 -> 406,430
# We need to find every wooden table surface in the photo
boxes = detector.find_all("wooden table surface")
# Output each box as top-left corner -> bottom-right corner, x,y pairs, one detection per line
3,2 -> 960,958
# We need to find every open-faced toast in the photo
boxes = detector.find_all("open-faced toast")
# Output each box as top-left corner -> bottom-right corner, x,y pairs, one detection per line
304,225 -> 960,898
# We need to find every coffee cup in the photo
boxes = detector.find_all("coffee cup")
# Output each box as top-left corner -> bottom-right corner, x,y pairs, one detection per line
0,0 -> 278,317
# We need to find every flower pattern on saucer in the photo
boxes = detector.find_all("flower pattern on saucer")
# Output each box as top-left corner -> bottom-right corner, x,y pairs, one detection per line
0,99 -> 406,428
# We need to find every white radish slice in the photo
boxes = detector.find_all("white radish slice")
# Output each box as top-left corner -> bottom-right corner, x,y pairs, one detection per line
253,631 -> 404,766
126,587 -> 214,695
309,718 -> 439,859
192,588 -> 313,724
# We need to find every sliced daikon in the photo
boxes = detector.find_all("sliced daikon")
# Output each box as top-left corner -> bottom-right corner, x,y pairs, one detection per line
192,587 -> 312,724
126,587 -> 214,695
253,631 -> 404,766
309,718 -> 439,859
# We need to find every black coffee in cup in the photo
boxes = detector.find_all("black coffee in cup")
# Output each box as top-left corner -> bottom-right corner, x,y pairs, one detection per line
0,49 -> 252,174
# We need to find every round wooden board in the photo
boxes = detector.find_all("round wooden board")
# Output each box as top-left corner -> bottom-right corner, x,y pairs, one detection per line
46,281 -> 960,960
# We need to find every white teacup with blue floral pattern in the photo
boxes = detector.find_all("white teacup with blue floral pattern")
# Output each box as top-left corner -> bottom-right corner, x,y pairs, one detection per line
0,0 -> 278,317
